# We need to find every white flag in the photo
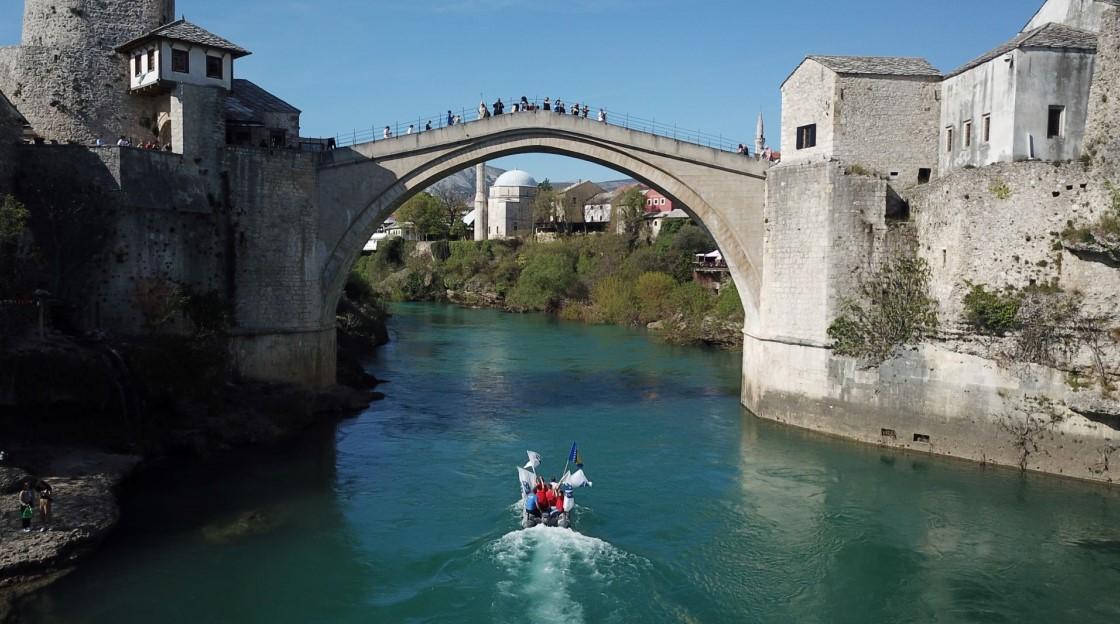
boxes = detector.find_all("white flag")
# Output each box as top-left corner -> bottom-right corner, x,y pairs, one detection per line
563,469 -> 592,488
524,451 -> 541,470
517,467 -> 535,490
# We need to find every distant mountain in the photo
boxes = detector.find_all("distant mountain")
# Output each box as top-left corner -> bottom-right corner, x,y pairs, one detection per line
428,165 -> 506,198
428,168 -> 637,198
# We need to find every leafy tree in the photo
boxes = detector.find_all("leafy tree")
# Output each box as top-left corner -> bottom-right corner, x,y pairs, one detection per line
431,186 -> 471,240
507,245 -> 577,310
397,192 -> 450,240
532,179 -> 561,232
634,271 -> 677,323
616,187 -> 647,243
591,276 -> 637,325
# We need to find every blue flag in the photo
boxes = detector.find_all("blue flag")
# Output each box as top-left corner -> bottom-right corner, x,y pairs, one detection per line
568,442 -> 578,463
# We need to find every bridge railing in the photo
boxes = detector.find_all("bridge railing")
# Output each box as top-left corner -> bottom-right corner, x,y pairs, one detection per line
328,98 -> 748,153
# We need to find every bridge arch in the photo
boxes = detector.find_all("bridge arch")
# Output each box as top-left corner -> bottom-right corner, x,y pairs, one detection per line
316,114 -> 768,337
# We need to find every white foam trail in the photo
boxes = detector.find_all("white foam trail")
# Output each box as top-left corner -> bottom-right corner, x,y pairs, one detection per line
487,525 -> 647,624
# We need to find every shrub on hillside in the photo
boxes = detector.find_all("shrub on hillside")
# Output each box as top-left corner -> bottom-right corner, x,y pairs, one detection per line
634,272 -> 677,323
591,276 -> 638,325
962,283 -> 1022,335
714,281 -> 745,322
507,246 -> 578,311
827,254 -> 939,362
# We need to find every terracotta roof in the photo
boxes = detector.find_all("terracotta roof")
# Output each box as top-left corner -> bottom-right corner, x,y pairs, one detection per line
116,20 -> 251,58
806,55 -> 942,78
225,79 -> 300,124
946,22 -> 1097,78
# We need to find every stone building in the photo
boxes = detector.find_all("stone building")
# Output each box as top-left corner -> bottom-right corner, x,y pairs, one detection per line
0,91 -> 21,194
225,79 -> 302,148
780,56 -> 942,187
542,181 -> 602,232
583,189 -> 620,233
939,23 -> 1098,173
0,0 -> 179,144
487,170 -> 538,239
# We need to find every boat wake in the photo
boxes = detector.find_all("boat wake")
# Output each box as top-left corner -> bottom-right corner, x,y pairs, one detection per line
487,525 -> 648,624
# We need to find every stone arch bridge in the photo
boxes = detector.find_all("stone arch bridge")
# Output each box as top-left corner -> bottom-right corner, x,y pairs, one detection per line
231,113 -> 769,388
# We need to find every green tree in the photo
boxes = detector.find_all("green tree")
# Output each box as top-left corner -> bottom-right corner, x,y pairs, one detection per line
507,245 -> 577,311
532,179 -> 560,233
616,187 -> 647,243
634,271 -> 677,323
397,192 -> 450,240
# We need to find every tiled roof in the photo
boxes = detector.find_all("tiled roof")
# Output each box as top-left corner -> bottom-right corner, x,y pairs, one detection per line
947,22 -> 1097,78
225,79 -> 300,124
116,19 -> 251,58
806,55 -> 942,78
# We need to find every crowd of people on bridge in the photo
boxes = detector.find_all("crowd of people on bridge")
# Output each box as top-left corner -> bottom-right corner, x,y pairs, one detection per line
471,97 -> 606,123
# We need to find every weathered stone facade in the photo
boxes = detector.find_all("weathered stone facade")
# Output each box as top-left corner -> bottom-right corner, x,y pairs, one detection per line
1085,6 -> 1120,173
0,0 -> 175,144
780,58 -> 940,187
0,92 -> 21,194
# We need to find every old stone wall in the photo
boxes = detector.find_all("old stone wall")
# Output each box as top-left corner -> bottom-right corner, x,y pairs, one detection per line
1085,6 -> 1120,174
223,147 -> 334,386
0,92 -> 20,195
749,143 -> 1120,485
12,144 -> 225,331
779,60 -> 836,166
759,161 -> 895,346
2,0 -> 174,145
906,161 -> 1119,325
833,75 -> 941,187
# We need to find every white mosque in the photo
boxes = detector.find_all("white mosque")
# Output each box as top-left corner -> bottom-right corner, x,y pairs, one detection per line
471,167 -> 539,240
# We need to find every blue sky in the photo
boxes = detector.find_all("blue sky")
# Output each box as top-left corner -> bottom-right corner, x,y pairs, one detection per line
2,1 -> 1035,181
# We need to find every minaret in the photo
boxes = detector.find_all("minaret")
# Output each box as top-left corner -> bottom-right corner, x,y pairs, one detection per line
755,112 -> 766,157
474,163 -> 489,241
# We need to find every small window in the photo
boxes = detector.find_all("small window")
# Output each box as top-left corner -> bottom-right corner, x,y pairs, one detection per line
945,126 -> 954,152
147,49 -> 156,74
918,168 -> 932,184
206,56 -> 223,79
982,114 -> 991,143
913,433 -> 930,444
963,120 -> 972,148
171,49 -> 189,73
1047,106 -> 1065,138
796,124 -> 816,150
134,54 -> 143,77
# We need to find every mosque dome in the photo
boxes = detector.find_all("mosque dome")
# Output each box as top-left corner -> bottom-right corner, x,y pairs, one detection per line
493,170 -> 538,188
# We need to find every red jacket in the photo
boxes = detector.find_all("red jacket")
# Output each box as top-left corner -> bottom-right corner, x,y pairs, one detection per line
544,489 -> 558,511
535,489 -> 549,510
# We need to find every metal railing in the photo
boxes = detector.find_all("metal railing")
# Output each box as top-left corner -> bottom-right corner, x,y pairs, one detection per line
328,97 -> 749,153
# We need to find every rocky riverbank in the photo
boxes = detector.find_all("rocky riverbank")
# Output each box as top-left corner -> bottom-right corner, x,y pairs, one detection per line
0,307 -> 386,616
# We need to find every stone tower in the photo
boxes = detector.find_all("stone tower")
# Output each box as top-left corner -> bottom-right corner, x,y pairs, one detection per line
754,112 -> 766,156
0,0 -> 176,143
474,163 -> 489,241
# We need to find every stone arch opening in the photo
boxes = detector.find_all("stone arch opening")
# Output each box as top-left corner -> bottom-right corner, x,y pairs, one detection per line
321,136 -> 763,340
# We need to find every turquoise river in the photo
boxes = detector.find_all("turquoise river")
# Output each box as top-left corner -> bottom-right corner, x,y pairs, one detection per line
16,303 -> 1120,623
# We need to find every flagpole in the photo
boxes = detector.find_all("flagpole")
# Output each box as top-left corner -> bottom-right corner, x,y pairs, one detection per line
561,442 -> 575,483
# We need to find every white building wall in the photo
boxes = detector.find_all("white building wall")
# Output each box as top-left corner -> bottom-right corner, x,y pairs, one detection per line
940,57 -> 1018,173
1012,48 -> 1096,163
488,185 -> 535,238
1024,0 -> 1115,32
780,59 -> 837,165
159,41 -> 232,91
129,44 -> 162,90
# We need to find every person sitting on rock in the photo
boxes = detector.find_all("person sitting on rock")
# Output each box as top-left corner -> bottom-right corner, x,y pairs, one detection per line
18,481 -> 35,533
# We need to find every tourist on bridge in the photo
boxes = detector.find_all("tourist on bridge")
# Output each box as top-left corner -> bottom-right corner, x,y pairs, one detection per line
406,124 -> 414,135
520,96 -> 530,111
383,126 -> 392,139
454,114 -> 462,125
598,108 -> 607,123
556,100 -> 565,114
493,98 -> 504,115
543,97 -> 551,111
425,120 -> 432,131
479,101 -> 491,119
512,102 -> 520,113
571,102 -> 580,116
447,110 -> 454,126
581,104 -> 589,119
737,144 -> 746,155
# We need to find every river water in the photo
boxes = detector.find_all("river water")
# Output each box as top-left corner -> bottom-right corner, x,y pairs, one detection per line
17,303 -> 1120,623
